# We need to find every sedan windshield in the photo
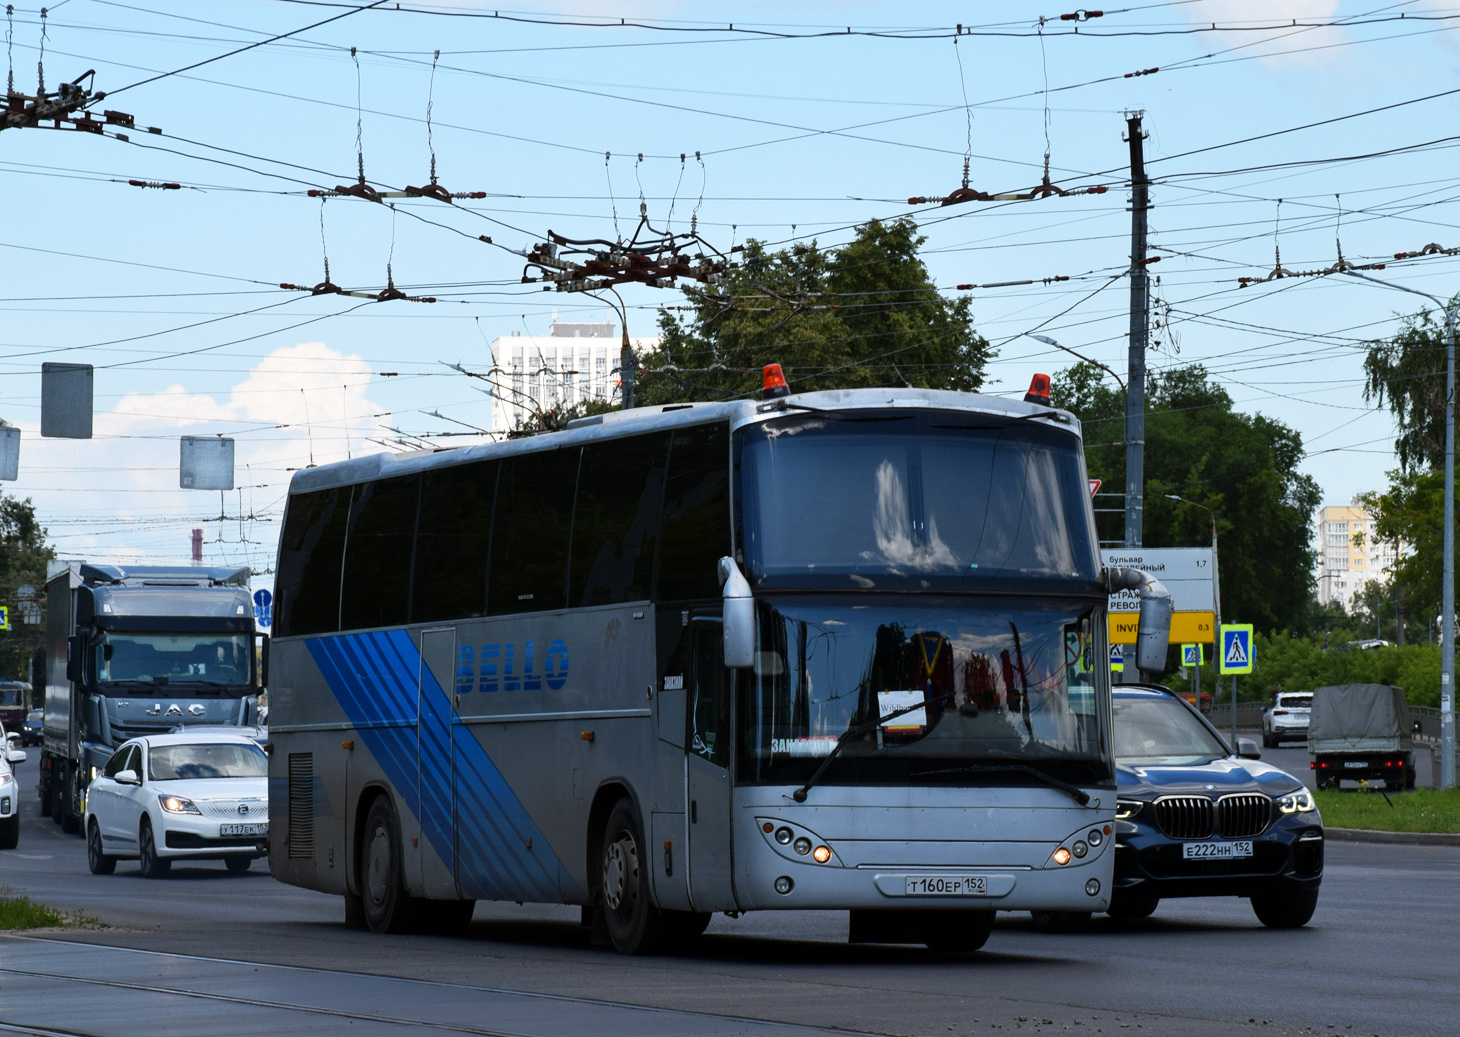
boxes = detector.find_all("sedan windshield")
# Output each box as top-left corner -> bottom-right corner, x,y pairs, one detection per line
96,632 -> 251,690
739,597 -> 1110,788
739,412 -> 1097,582
148,743 -> 267,781
1113,695 -> 1229,764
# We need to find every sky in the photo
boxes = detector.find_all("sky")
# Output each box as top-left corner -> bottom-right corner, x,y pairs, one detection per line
0,0 -> 1457,615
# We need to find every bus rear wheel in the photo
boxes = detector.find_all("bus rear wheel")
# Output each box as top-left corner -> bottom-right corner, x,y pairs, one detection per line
599,798 -> 671,955
361,796 -> 414,934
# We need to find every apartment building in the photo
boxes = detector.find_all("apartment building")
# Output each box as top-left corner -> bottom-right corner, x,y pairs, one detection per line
1314,500 -> 1402,610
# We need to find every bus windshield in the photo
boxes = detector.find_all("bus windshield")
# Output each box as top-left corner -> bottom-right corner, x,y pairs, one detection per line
738,597 -> 1110,788
95,632 -> 252,691
738,412 -> 1097,583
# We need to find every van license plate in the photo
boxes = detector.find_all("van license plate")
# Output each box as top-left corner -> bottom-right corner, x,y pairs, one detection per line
220,823 -> 267,837
1182,840 -> 1252,860
904,875 -> 987,896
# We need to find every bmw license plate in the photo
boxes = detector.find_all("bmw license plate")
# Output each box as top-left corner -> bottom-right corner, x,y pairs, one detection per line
904,875 -> 988,896
220,823 -> 267,837
1182,840 -> 1252,860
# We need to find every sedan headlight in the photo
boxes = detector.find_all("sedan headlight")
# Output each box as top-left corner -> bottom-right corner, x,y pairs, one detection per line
0,771 -> 12,787
158,794 -> 201,815
1115,799 -> 1143,821
1277,788 -> 1316,814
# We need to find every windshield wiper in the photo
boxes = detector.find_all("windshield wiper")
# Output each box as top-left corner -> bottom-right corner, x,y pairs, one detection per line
790,693 -> 952,803
910,762 -> 1095,807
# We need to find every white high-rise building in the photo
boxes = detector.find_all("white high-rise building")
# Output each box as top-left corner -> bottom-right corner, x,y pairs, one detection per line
1314,499 -> 1403,610
485,321 -> 659,436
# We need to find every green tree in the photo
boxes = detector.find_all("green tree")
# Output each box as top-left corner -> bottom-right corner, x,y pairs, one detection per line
0,492 -> 54,686
637,219 -> 991,404
1362,298 -> 1457,474
1359,469 -> 1454,631
1052,362 -> 1321,635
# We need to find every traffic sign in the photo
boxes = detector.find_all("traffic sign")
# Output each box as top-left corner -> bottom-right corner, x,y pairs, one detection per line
0,605 -> 9,631
1219,624 -> 1253,675
253,588 -> 273,628
1088,478 -> 1101,497
1109,644 -> 1123,673
1181,643 -> 1204,667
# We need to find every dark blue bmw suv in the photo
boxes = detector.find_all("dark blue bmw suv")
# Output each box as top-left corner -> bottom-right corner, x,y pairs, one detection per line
1032,684 -> 1323,931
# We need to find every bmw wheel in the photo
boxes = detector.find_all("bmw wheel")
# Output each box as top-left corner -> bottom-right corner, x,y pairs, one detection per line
1251,887 -> 1319,928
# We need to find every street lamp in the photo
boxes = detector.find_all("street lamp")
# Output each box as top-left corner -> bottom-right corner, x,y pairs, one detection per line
1166,494 -> 1230,747
1342,270 -> 1454,791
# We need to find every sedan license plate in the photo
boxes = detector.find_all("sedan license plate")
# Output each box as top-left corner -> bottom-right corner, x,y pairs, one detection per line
1182,840 -> 1252,860
220,823 -> 267,837
904,875 -> 988,896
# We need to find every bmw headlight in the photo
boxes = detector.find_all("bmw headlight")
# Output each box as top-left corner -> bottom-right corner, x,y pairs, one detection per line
158,794 -> 201,815
1115,799 -> 1143,821
1277,788 -> 1316,814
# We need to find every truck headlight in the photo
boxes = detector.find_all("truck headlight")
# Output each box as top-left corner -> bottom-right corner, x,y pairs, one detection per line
158,794 -> 201,815
1277,789 -> 1316,814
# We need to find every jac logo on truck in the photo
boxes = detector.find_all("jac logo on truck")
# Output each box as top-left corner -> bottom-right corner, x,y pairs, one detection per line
455,639 -> 569,695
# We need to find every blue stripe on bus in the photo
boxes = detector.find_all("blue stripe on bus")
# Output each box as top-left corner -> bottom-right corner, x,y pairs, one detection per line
306,631 -> 561,903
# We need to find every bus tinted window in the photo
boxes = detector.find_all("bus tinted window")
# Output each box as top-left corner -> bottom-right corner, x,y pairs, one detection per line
341,475 -> 420,631
413,461 -> 495,623
488,448 -> 579,615
657,423 -> 731,601
275,487 -> 349,637
570,433 -> 670,607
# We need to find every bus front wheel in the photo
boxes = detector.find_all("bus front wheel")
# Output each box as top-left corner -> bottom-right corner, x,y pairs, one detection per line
361,796 -> 414,934
599,798 -> 670,955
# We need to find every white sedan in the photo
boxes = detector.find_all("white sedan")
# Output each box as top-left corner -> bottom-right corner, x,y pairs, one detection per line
85,731 -> 268,878
0,721 -> 25,849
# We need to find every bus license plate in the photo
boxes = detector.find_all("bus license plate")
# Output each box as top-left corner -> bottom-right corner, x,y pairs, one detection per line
220,823 -> 267,837
904,875 -> 988,896
1182,840 -> 1252,860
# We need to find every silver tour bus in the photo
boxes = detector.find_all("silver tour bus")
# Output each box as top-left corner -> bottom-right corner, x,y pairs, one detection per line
266,369 -> 1173,954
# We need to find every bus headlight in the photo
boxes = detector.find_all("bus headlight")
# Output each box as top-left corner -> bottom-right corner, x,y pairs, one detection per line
1052,847 -> 1072,866
812,845 -> 832,864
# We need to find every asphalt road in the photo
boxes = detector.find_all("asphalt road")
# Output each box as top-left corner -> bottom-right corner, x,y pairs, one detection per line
1,767 -> 1456,1037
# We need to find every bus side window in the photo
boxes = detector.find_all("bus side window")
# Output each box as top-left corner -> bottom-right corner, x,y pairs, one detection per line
488,448 -> 580,615
658,423 -> 731,602
276,487 -> 351,637
689,622 -> 728,767
413,460 -> 495,624
570,432 -> 670,607
341,475 -> 420,632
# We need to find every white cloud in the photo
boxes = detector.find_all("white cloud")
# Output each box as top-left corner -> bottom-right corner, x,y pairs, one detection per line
1181,0 -> 1346,66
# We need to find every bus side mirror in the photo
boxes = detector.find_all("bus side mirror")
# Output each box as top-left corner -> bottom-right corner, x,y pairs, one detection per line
718,557 -> 755,669
1135,577 -> 1174,674
66,635 -> 84,684
258,633 -> 270,688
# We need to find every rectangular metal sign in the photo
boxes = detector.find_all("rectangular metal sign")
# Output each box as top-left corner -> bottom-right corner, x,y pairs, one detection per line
180,436 -> 235,490
1102,547 -> 1217,647
40,363 -> 93,439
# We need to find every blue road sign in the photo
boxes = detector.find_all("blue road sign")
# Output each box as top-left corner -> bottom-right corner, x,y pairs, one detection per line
1219,624 -> 1253,675
1109,644 -> 1124,673
253,588 -> 273,628
1181,643 -> 1202,667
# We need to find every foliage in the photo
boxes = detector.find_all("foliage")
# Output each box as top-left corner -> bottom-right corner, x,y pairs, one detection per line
0,887 -> 96,929
1357,470 -> 1455,631
1314,788 -> 1460,834
1167,631 -> 1442,707
637,219 -> 992,404
1052,362 -> 1321,635
0,491 -> 53,685
509,396 -> 616,436
1362,298 -> 1457,474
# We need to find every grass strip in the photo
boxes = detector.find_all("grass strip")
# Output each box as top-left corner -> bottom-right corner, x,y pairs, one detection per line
0,886 -> 97,930
1315,787 -> 1460,833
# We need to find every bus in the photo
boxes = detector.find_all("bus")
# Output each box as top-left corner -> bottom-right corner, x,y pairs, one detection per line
266,371 -> 1171,954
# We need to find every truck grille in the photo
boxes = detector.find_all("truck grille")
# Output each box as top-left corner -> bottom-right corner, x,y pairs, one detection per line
1153,796 -> 1214,839
1153,793 -> 1273,840
1216,794 -> 1272,838
287,752 -> 313,860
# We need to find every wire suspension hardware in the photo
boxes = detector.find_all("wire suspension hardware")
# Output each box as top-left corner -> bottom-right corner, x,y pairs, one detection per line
520,211 -> 732,294
2,67 -> 152,137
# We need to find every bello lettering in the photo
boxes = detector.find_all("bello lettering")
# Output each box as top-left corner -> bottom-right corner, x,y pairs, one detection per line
457,638 -> 569,694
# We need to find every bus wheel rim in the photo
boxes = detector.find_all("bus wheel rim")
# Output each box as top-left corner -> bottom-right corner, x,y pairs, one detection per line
367,827 -> 391,904
603,834 -> 638,913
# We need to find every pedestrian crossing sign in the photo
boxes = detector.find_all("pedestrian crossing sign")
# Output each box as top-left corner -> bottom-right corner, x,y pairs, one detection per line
0,606 -> 8,631
1181,643 -> 1203,667
1219,624 -> 1253,675
1109,645 -> 1123,673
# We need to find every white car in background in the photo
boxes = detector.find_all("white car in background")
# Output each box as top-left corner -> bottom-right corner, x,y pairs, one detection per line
0,721 -> 26,849
1263,692 -> 1314,748
84,731 -> 268,877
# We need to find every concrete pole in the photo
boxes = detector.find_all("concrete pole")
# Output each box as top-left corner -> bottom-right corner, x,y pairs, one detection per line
1343,270 -> 1454,789
1124,112 -> 1149,549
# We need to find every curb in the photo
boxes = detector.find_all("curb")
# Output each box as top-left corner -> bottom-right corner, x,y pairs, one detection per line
1324,826 -> 1460,847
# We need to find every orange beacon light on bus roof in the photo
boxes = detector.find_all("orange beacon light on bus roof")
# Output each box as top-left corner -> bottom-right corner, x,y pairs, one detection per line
762,363 -> 791,400
1024,373 -> 1051,405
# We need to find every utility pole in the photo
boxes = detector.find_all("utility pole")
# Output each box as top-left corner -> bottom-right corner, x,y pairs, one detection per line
1124,111 -> 1150,548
